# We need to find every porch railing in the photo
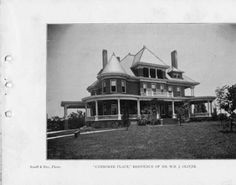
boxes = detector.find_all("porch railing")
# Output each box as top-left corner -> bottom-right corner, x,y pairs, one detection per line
190,112 -> 210,118
140,88 -> 173,97
86,114 -> 138,121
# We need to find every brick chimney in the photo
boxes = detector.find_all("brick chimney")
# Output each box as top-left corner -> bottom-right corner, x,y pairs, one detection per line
171,50 -> 178,69
102,49 -> 108,68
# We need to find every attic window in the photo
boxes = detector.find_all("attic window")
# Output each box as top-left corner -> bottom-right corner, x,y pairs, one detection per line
157,69 -> 164,79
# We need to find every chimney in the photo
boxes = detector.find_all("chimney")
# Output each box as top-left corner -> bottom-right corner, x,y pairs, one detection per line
102,49 -> 108,68
171,50 -> 178,69
116,56 -> 120,62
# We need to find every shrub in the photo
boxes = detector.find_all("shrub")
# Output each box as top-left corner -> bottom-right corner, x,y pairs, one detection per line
218,113 -> 229,121
47,116 -> 64,131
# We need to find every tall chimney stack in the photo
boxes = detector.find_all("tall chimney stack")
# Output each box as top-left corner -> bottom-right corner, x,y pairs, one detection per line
171,50 -> 178,69
102,49 -> 108,68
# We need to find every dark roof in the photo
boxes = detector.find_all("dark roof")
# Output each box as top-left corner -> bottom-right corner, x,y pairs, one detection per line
61,101 -> 85,108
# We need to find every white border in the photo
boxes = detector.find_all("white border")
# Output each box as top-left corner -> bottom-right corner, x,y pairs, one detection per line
1,0 -> 236,185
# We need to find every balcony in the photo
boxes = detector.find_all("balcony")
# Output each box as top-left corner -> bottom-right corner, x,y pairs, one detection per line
140,88 -> 173,97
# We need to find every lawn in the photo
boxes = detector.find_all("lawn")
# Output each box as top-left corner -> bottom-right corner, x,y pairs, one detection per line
47,121 -> 236,159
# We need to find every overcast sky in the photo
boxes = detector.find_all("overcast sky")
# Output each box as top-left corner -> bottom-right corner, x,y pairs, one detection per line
47,24 -> 236,117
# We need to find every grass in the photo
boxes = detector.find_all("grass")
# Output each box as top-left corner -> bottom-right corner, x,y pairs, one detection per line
47,121 -> 236,159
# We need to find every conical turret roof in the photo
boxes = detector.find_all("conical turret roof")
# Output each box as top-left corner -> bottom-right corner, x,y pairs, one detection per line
101,53 -> 127,75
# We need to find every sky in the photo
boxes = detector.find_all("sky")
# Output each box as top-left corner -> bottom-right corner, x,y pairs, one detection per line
47,24 -> 236,117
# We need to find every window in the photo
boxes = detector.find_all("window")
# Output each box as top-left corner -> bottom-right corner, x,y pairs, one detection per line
177,87 -> 180,92
150,69 -> 156,78
111,104 -> 118,115
157,69 -> 164,79
168,86 -> 172,92
143,68 -> 149,77
143,83 -> 147,93
159,85 -> 164,92
151,83 -> 156,92
110,80 -> 117,92
103,81 -> 106,93
121,80 -> 126,93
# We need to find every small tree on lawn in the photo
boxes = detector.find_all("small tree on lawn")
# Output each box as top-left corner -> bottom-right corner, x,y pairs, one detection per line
215,85 -> 229,125
215,84 -> 236,132
176,101 -> 190,126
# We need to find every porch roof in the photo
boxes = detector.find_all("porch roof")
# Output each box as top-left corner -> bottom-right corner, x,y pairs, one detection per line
61,101 -> 85,108
189,96 -> 216,103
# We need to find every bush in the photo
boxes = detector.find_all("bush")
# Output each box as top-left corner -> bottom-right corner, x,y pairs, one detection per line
47,116 -> 64,131
218,113 -> 229,121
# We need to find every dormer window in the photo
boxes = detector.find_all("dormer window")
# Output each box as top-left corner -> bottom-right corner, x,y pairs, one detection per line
103,81 -> 106,93
110,80 -> 117,92
157,69 -> 164,79
121,80 -> 126,93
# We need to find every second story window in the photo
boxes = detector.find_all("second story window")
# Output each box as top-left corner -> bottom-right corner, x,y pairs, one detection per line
168,86 -> 172,92
143,83 -> 147,93
151,83 -> 156,92
121,80 -> 126,93
143,68 -> 149,77
160,84 -> 164,92
103,81 -> 106,93
110,80 -> 117,92
150,69 -> 156,78
176,87 -> 181,96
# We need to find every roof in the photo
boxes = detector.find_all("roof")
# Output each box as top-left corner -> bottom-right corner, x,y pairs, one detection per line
100,53 -> 127,76
87,80 -> 99,90
189,96 -> 216,103
166,73 -> 199,85
120,53 -> 135,77
61,101 -> 85,108
132,46 -> 169,68
167,66 -> 184,73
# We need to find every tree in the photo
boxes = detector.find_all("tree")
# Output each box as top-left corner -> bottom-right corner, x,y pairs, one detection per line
176,101 -> 190,126
215,84 -> 236,131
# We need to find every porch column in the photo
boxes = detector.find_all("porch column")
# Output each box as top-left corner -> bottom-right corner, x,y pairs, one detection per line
137,99 -> 141,118
156,68 -> 158,79
210,101 -> 212,115
188,103 -> 191,118
191,86 -> 195,96
207,101 -> 211,117
148,67 -> 151,78
191,104 -> 195,114
118,99 -> 121,120
95,100 -> 98,121
85,102 -> 87,117
172,101 -> 176,118
64,105 -> 68,130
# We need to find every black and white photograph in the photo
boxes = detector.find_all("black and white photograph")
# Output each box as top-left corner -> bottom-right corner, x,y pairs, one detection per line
47,24 -> 236,159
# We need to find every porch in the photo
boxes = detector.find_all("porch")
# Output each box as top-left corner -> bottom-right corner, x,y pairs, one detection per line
84,98 -> 178,122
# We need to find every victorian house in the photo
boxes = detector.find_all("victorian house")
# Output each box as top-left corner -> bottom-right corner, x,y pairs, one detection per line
62,46 -> 215,128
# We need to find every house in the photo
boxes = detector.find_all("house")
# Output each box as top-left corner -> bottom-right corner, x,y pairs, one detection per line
62,46 -> 215,128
